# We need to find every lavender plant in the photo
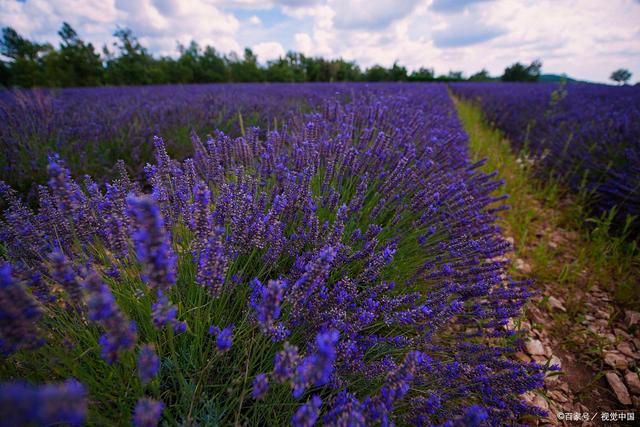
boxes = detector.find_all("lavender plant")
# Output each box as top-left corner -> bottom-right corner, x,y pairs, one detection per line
0,84 -> 546,425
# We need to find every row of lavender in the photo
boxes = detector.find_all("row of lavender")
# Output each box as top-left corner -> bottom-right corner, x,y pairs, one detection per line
0,84 -> 326,196
1,84 -> 545,426
451,82 -> 640,224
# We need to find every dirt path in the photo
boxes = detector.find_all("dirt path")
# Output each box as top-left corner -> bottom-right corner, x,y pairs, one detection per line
453,97 -> 640,426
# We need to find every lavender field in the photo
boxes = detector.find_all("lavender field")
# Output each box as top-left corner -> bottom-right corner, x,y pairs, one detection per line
451,83 -> 640,225
1,81 -> 639,426
0,83 -> 548,426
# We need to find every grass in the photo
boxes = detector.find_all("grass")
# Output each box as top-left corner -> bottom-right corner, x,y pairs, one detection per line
453,96 -> 639,311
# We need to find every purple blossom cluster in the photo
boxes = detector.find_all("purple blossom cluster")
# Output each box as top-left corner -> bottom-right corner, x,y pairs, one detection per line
0,263 -> 43,355
451,82 -> 640,223
0,83 -> 544,425
209,324 -> 234,353
0,379 -> 87,427
137,344 -> 160,385
83,270 -> 138,364
132,397 -> 164,427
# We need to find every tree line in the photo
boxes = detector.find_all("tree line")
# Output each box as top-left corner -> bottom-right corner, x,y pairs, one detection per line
0,23 -> 544,88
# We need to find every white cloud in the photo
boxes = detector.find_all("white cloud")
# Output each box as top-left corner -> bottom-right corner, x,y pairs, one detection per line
252,41 -> 286,61
330,0 -> 421,29
294,33 -> 313,55
1,0 -> 241,56
1,0 -> 639,82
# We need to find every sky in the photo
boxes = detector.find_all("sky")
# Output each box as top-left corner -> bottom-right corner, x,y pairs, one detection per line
2,0 -> 639,83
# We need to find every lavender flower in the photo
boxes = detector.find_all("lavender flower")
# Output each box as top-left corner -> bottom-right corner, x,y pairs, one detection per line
151,291 -> 186,333
209,324 -> 234,353
0,262 -> 43,355
0,379 -> 87,427
293,330 -> 339,398
250,278 -> 289,340
49,250 -> 83,307
127,195 -> 177,292
292,395 -> 322,427
274,342 -> 300,384
137,344 -> 160,385
82,270 -> 137,364
252,373 -> 269,400
195,228 -> 228,298
132,397 -> 164,427
322,391 -> 366,427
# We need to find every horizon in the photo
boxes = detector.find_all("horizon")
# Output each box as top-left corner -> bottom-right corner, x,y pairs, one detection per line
2,0 -> 639,84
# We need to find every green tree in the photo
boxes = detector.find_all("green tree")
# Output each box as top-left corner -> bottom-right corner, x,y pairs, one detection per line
365,65 -> 389,82
0,27 -> 48,87
47,23 -> 103,86
199,46 -> 228,82
501,60 -> 542,82
469,69 -> 492,81
388,62 -> 408,81
105,28 -> 155,85
228,48 -> 262,82
610,68 -> 632,85
446,70 -> 463,81
408,67 -> 434,81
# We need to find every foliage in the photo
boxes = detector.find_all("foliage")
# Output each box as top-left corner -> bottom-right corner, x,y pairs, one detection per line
610,68 -> 632,85
501,60 -> 542,82
469,69 -> 493,82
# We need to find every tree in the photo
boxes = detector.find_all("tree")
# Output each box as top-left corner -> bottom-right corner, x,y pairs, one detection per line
408,67 -> 434,82
388,62 -> 408,81
228,48 -> 262,82
501,60 -> 542,82
469,69 -> 492,81
200,46 -> 228,82
0,27 -> 49,87
446,70 -> 463,81
49,22 -> 103,86
365,65 -> 389,82
105,28 -> 154,85
610,68 -> 632,85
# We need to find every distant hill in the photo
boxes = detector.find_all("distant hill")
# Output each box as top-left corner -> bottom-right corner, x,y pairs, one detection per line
538,74 -> 582,83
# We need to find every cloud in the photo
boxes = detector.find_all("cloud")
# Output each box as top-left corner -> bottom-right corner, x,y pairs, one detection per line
330,0 -> 421,29
1,0 -> 639,82
430,0 -> 493,13
433,23 -> 505,47
294,32 -> 313,54
0,0 -> 241,56
252,41 -> 286,61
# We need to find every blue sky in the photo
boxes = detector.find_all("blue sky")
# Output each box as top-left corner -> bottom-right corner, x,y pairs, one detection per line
2,0 -> 640,82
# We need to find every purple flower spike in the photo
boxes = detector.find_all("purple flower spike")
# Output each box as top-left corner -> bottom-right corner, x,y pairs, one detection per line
0,379 -> 87,427
0,262 -> 44,355
252,373 -> 269,400
151,291 -> 186,333
132,397 -> 164,427
292,395 -> 322,427
82,270 -> 137,364
209,324 -> 234,353
293,330 -> 339,398
274,342 -> 300,384
127,195 -> 177,292
250,278 -> 289,341
137,344 -> 160,385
